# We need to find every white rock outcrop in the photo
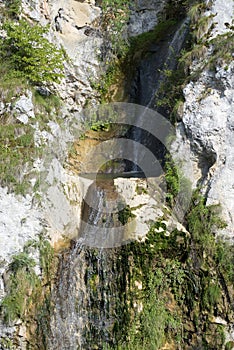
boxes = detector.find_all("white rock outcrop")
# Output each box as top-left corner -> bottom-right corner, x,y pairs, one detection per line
173,0 -> 234,238
13,90 -> 35,124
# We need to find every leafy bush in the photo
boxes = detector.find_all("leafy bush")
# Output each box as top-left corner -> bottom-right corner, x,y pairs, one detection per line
164,157 -> 180,206
101,0 -> 130,57
118,205 -> 136,225
5,0 -> 22,18
0,20 -> 64,85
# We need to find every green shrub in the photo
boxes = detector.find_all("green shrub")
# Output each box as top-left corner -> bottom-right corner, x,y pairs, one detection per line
5,0 -> 22,18
9,252 -> 36,273
101,0 -> 130,57
0,20 -> 64,85
186,191 -> 226,255
118,205 -> 136,225
165,161 -> 180,206
0,235 -> 55,325
1,252 -> 39,324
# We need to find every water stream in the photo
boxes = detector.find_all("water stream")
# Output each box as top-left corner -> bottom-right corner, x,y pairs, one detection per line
47,19 -> 189,350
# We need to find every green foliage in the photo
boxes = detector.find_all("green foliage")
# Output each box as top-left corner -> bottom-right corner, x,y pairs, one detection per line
2,0 -> 22,19
226,341 -> 234,350
90,121 -> 110,132
208,30 -> 234,68
0,20 -> 64,85
201,278 -> 221,311
38,233 -> 55,283
164,157 -> 180,206
1,252 -> 39,324
128,20 -> 177,65
118,205 -> 136,225
186,191 -> 226,254
0,70 -> 27,106
101,0 -> 130,57
91,62 -> 123,102
0,337 -> 15,350
0,234 -> 55,326
164,156 -> 192,209
155,49 -> 191,122
124,279 -> 172,350
154,1 -> 216,121
0,123 -> 37,194
9,252 -> 36,272
105,188 -> 234,349
164,0 -> 200,20
215,238 -> 234,283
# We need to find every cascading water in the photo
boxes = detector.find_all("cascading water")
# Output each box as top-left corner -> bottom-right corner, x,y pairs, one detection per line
48,181 -> 132,350
129,19 -> 189,171
48,243 -> 130,349
47,18 -> 190,350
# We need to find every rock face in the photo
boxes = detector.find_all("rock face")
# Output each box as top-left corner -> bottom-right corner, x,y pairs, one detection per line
0,0 -> 234,348
13,91 -> 35,124
172,0 -> 234,238
128,0 -> 168,36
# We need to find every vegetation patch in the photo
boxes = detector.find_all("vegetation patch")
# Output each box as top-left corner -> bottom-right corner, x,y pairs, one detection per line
0,233 -> 56,348
104,190 -> 234,349
0,0 -> 22,19
0,20 -> 64,86
0,123 -> 39,195
118,205 -> 136,225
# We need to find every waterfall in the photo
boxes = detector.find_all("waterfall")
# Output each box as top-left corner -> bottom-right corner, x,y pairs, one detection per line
48,182 -> 132,349
130,18 -> 190,171
47,18 -> 190,350
49,244 -> 130,349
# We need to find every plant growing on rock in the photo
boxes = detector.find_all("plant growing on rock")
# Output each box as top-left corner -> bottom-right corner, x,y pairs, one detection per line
5,0 -> 21,18
0,20 -> 64,85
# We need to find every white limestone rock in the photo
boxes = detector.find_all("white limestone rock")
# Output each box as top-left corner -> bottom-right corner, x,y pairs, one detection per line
0,188 -> 42,303
13,91 -> 35,124
173,63 -> 234,238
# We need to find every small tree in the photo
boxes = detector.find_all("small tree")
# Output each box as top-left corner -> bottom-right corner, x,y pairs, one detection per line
0,20 -> 64,84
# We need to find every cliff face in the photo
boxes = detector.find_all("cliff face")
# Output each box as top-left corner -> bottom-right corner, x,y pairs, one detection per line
172,0 -> 234,238
0,0 -> 234,349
